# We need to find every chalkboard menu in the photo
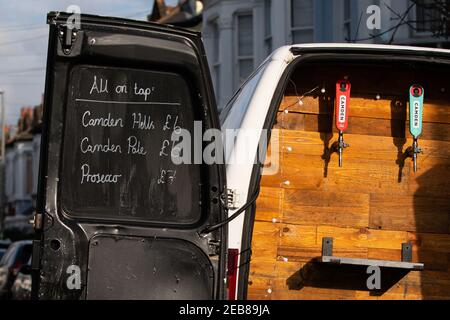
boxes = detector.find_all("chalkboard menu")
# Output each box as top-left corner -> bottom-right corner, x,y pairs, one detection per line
61,66 -> 201,225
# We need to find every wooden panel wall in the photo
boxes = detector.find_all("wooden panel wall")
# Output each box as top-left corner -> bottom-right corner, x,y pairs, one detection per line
247,92 -> 450,300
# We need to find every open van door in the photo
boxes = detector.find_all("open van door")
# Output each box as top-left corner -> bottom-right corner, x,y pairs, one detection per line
32,12 -> 227,300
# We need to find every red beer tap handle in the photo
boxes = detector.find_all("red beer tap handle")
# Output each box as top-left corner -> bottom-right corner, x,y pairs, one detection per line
335,80 -> 351,168
335,80 -> 351,132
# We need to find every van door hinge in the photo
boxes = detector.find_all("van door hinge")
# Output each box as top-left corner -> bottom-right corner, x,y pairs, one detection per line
221,189 -> 240,210
58,25 -> 78,54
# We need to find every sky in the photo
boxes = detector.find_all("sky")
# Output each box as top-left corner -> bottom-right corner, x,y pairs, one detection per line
0,0 -> 179,125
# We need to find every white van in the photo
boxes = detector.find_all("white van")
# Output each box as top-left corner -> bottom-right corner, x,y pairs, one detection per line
35,12 -> 450,300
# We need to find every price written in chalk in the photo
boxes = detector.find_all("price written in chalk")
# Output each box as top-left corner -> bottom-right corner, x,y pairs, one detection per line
78,74 -> 182,186
62,66 -> 201,222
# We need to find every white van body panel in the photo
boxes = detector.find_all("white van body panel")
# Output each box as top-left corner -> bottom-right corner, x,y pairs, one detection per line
221,47 -> 293,296
222,44 -> 450,299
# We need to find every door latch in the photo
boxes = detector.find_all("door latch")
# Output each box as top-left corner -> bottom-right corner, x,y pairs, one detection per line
58,25 -> 78,54
222,189 -> 240,210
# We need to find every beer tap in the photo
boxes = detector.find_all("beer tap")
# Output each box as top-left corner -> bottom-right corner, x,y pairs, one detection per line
407,85 -> 424,173
334,79 -> 351,168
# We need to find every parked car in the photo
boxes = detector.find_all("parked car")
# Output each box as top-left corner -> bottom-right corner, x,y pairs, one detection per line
0,241 -> 11,261
0,240 -> 11,250
0,249 -> 6,261
0,240 -> 33,299
11,257 -> 32,300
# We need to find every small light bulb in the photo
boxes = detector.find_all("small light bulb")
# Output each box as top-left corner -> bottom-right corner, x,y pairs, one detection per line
298,99 -> 304,106
321,88 -> 326,94
376,94 -> 381,100
284,109 -> 289,114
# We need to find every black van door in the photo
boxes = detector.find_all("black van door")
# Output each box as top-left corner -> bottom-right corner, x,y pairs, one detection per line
32,12 -> 227,300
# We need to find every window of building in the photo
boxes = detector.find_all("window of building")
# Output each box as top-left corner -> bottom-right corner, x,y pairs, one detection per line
5,155 -> 12,198
12,155 -> 17,197
344,0 -> 352,41
211,20 -> 221,101
25,152 -> 33,195
264,0 -> 273,55
414,0 -> 447,34
235,13 -> 254,88
291,0 -> 314,44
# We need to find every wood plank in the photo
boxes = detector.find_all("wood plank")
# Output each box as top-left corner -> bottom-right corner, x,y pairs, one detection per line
281,129 -> 401,160
260,170 -> 284,188
278,224 -> 317,248
365,273 -> 450,301
266,141 -> 449,197
278,245 -> 368,262
402,269 -> 450,282
367,248 -> 448,271
281,129 -> 450,161
255,187 -> 284,223
282,153 -> 410,196
277,112 -> 450,141
408,162 -> 450,198
271,279 -> 357,300
277,132 -> 450,196
283,189 -> 370,228
246,277 -> 274,300
249,258 -> 277,278
250,222 -> 281,261
377,272 -> 450,299
369,193 -> 450,234
272,261 -> 307,279
281,96 -> 450,124
407,232 -> 450,253
317,226 -> 409,250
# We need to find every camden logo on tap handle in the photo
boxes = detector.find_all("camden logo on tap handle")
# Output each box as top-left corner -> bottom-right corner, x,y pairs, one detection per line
335,80 -> 351,132
409,85 -> 424,139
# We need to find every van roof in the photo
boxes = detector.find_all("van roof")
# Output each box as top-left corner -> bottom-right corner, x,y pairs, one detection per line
291,43 -> 450,54
269,43 -> 450,61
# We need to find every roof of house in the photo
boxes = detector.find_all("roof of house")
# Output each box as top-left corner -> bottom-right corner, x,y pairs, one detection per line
148,0 -> 203,28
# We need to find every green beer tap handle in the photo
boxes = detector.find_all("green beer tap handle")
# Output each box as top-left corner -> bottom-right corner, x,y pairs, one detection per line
409,85 -> 424,173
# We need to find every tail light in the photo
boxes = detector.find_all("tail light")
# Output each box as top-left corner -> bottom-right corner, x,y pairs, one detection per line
227,249 -> 239,300
11,261 -> 23,276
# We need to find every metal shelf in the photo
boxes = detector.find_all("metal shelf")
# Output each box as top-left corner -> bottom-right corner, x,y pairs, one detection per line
319,256 -> 424,270
320,237 -> 425,271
